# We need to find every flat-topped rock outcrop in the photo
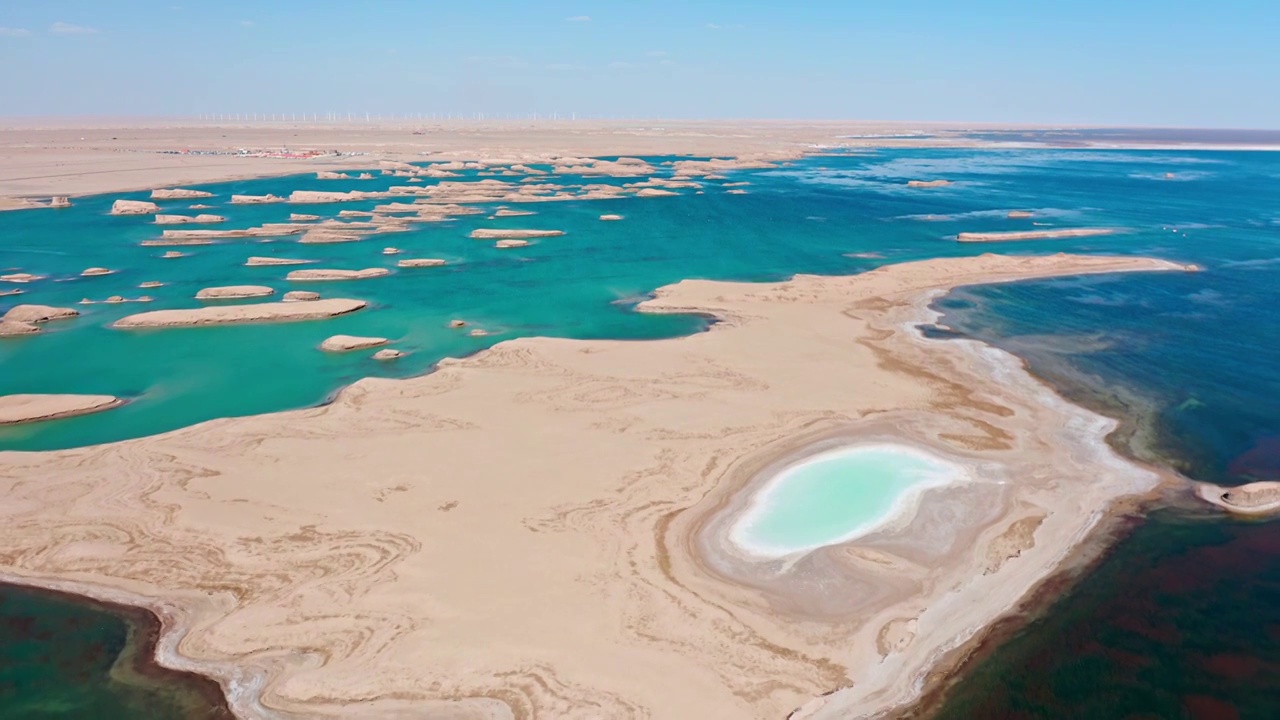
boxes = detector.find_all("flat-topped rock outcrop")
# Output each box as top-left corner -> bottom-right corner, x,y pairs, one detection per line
113,298 -> 367,328
0,394 -> 123,425
289,190 -> 371,204
907,180 -> 953,188
151,188 -> 213,200
957,228 -> 1118,243
599,214 -> 624,221
319,335 -> 389,352
3,304 -> 79,323
397,258 -> 447,268
231,194 -> 285,204
282,291 -> 320,302
493,208 -> 536,217
80,267 -> 113,277
372,348 -> 404,360
110,199 -> 160,215
495,239 -> 530,248
469,229 -> 564,240
316,171 -> 350,180
286,268 -> 390,281
1,273 -> 44,283
195,285 -> 275,300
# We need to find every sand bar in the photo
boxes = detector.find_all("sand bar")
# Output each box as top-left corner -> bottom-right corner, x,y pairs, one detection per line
112,298 -> 367,328
0,253 -> 1196,719
1195,481 -> 1280,515
3,304 -> 78,323
0,393 -> 123,425
320,335 -> 389,352
244,257 -> 313,267
956,228 -> 1118,243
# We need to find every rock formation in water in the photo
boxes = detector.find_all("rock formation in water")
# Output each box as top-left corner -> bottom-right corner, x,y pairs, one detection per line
1196,481 -> 1280,515
956,228 -> 1118,243
290,213 -> 321,221
469,229 -> 563,240
282,290 -> 320,302
1,273 -> 44,283
3,304 -> 79,324
320,335 -> 389,352
245,256 -> 314,266
154,214 -> 227,225
289,190 -> 370,204
1007,211 -> 1034,219
231,194 -> 285,204
493,208 -> 537,218
80,267 -> 113,277
161,251 -> 187,259
139,281 -> 165,289
151,188 -> 214,200
599,214 -> 623,221
49,196 -> 71,208
110,199 -> 161,215
495,239 -> 530,248
0,320 -> 39,337
372,348 -> 404,360
447,319 -> 467,328
636,188 -> 678,198
316,171 -> 350,180
285,268 -> 390,281
382,247 -> 401,255
114,298 -> 368,328
195,285 -> 275,300
906,180 -> 953,188
397,258 -> 447,268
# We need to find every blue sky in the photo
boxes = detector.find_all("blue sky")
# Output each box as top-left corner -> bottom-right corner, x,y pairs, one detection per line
1,0 -> 1276,126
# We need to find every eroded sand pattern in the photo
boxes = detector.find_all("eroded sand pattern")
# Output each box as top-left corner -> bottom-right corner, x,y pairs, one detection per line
0,254 -> 1192,719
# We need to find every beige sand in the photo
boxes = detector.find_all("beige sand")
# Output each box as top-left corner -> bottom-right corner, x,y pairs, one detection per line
493,208 -> 536,218
495,239 -> 530,248
469,229 -> 564,240
155,214 -> 226,225
0,320 -> 40,337
282,291 -> 320,302
956,228 -> 1118,243
0,393 -> 123,425
112,298 -> 367,328
397,258 -> 447,268
195,286 -> 275,300
110,199 -> 160,215
372,349 -> 405,361
0,253 -> 1192,720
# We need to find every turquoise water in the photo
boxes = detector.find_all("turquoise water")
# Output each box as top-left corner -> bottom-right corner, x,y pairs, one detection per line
5,146 -> 1280,716
732,445 -> 963,556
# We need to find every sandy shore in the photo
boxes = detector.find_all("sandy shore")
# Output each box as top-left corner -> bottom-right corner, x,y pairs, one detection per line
0,253 -> 1193,719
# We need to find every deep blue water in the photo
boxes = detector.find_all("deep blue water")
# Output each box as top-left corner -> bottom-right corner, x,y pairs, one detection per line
3,147 -> 1280,716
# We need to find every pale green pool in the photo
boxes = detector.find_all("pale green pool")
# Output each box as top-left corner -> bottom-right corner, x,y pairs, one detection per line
730,444 -> 966,557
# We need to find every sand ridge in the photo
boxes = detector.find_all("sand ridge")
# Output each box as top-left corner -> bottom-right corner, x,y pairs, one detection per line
0,253 -> 1193,719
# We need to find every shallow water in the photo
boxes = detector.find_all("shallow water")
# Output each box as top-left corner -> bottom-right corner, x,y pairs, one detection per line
0,583 -> 231,719
731,445 -> 963,557
4,147 -> 1280,715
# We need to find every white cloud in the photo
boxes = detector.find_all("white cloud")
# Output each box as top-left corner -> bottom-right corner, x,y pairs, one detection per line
50,21 -> 98,35
0,27 -> 32,37
567,15 -> 591,22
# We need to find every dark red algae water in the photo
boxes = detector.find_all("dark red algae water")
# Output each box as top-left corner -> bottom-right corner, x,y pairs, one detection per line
924,512 -> 1280,720
0,583 -> 232,719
